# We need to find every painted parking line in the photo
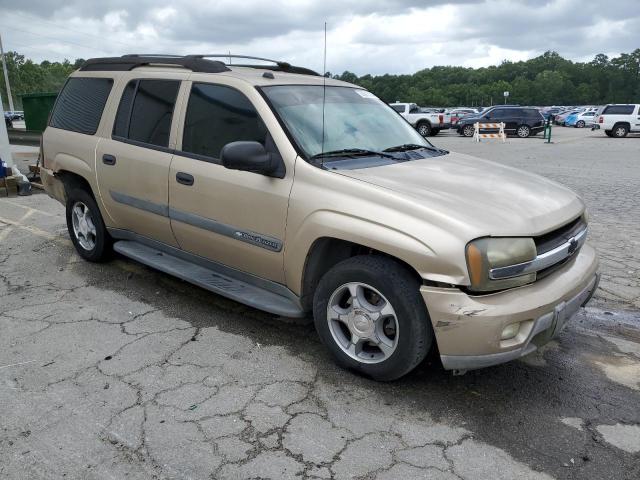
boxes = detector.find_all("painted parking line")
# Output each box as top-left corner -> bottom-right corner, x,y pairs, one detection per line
0,214 -> 67,243
0,198 -> 58,217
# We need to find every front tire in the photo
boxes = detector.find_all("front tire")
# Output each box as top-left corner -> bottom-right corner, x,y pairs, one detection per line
313,256 -> 432,381
66,188 -> 111,262
576,120 -> 585,128
416,122 -> 431,137
516,125 -> 531,138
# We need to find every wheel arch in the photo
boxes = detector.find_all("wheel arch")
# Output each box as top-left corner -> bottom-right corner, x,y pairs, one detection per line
295,225 -> 431,312
56,169 -> 96,200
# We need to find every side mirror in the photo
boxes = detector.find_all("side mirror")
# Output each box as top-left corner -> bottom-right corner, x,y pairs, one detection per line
220,141 -> 283,178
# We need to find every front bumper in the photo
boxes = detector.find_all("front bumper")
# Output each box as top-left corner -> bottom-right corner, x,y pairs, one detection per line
421,244 -> 599,371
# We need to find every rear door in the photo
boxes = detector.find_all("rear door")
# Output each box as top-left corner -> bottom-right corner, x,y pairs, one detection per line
95,77 -> 183,246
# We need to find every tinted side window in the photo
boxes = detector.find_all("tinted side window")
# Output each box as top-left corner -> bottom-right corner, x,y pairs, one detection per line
603,105 -> 634,115
182,83 -> 267,160
391,105 -> 404,113
489,109 -> 505,119
113,79 -> 180,148
50,77 -> 113,135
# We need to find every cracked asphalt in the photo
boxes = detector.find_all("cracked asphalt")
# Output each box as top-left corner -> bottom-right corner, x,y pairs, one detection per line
1,127 -> 639,479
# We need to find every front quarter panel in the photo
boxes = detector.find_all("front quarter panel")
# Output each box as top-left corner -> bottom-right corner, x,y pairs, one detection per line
284,160 -> 470,295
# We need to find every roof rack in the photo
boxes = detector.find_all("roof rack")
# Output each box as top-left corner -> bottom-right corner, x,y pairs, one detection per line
80,54 -> 319,76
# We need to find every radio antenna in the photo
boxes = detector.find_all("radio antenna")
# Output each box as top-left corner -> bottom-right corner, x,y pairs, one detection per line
320,21 -> 327,167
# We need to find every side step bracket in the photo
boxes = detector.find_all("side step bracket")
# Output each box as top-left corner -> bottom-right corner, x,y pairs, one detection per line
113,240 -> 305,318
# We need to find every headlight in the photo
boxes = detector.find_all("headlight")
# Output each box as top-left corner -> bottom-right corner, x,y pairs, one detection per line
465,237 -> 537,292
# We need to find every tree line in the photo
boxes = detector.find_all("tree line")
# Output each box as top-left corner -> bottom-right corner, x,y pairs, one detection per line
1,49 -> 639,109
334,50 -> 640,107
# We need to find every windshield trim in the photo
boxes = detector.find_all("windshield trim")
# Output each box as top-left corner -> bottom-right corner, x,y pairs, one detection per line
256,84 -> 436,168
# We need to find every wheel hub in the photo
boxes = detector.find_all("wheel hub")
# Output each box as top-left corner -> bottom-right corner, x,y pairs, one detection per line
349,309 -> 375,337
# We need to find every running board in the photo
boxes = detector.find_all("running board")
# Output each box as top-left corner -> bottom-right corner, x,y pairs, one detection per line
113,240 -> 305,318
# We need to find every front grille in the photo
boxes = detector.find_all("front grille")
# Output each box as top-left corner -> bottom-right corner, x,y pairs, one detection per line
535,216 -> 587,255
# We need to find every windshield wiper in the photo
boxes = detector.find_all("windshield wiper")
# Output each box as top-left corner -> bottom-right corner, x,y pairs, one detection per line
310,148 -> 396,160
383,143 -> 438,152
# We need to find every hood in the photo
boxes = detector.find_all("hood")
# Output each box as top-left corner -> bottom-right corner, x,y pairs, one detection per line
335,152 -> 584,238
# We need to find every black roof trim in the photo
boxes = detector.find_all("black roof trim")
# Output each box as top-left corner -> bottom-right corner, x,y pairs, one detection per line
80,55 -> 230,73
80,54 -> 319,76
236,64 -> 319,76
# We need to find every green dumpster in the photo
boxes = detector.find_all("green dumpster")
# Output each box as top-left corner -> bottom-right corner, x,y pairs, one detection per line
20,92 -> 58,133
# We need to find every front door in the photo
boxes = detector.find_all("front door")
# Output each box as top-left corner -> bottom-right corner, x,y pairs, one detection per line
168,81 -> 293,283
96,78 -> 182,246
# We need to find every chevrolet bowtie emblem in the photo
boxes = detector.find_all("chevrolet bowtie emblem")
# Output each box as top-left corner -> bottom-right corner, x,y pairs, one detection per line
567,237 -> 579,255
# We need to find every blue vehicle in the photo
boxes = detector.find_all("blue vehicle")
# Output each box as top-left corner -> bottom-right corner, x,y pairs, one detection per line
564,112 -> 580,127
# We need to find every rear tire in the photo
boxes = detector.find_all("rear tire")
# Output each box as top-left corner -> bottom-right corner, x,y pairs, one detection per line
65,187 -> 111,262
462,124 -> 475,137
313,256 -> 432,381
416,122 -> 431,137
516,124 -> 531,138
612,124 -> 629,138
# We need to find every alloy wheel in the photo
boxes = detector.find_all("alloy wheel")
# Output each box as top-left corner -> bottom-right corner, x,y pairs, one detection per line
517,125 -> 530,138
326,282 -> 399,364
71,201 -> 97,251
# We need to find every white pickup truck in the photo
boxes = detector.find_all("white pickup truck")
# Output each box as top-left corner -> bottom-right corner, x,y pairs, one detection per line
390,102 -> 451,136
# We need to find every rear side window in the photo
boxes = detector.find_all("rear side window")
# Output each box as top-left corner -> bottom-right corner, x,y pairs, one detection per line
181,83 -> 267,160
49,77 -> 113,135
489,108 -> 507,119
602,105 -> 634,115
113,79 -> 180,148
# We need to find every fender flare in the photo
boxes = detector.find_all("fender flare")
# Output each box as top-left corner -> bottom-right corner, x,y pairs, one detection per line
285,209 -> 445,296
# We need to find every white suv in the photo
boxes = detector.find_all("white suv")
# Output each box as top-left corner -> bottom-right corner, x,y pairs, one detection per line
593,104 -> 640,137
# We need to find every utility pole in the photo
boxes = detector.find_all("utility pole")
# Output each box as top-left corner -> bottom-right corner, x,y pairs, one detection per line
0,93 -> 13,168
0,32 -> 15,113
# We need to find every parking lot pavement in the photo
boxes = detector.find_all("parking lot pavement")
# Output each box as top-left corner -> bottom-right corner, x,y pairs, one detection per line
1,127 -> 638,479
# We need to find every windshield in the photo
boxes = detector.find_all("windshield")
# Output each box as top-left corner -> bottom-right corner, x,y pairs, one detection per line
262,85 -> 432,159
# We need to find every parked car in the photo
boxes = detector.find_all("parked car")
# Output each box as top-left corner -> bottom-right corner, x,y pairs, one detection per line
456,106 -> 545,138
449,108 -> 476,126
6,110 -> 24,120
555,110 -> 580,126
40,54 -> 599,380
390,102 -> 451,136
566,110 -> 597,128
592,104 -> 640,137
542,107 -> 564,120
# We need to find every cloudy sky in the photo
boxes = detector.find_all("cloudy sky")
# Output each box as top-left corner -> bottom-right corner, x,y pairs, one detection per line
0,0 -> 638,75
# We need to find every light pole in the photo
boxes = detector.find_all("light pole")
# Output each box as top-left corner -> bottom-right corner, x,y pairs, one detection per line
0,94 -> 13,168
0,32 -> 15,113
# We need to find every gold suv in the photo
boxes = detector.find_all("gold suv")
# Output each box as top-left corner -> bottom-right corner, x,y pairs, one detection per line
41,55 -> 599,380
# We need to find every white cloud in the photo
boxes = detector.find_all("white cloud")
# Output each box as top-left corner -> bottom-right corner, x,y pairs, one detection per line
0,0 -> 637,74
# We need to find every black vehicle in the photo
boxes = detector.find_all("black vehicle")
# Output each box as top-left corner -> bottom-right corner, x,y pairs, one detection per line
457,106 -> 545,138
4,114 -> 11,129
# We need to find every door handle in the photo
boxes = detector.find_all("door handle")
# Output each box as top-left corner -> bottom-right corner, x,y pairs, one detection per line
176,172 -> 194,186
102,154 -> 116,166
